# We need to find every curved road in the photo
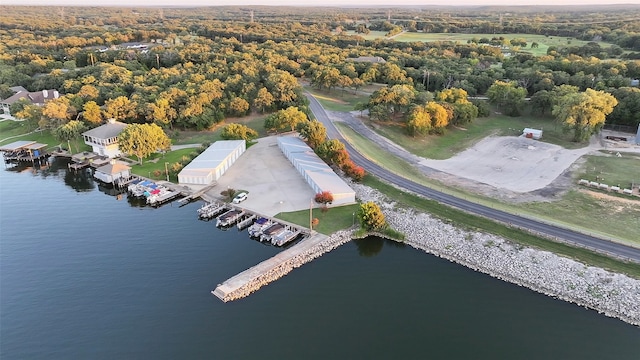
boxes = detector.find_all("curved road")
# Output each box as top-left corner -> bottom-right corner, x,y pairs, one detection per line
306,93 -> 640,264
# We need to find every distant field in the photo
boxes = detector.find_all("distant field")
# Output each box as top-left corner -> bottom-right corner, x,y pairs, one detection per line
347,31 -> 612,56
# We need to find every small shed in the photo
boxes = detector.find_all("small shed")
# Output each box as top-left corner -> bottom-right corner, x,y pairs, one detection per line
94,160 -> 131,184
523,128 -> 543,140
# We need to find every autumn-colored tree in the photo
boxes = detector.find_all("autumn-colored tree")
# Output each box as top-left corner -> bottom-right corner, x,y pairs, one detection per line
82,101 -> 102,125
342,160 -> 365,181
104,96 -> 137,122
228,97 -> 250,117
253,87 -> 275,113
406,105 -> 432,136
264,106 -> 307,133
117,123 -> 171,164
220,123 -> 258,142
77,84 -> 99,100
436,88 -> 469,104
368,84 -> 416,120
42,96 -> 73,129
314,191 -> 334,205
552,89 -> 618,142
297,119 -> 327,149
425,102 -> 451,131
357,202 -> 387,231
315,139 -> 346,166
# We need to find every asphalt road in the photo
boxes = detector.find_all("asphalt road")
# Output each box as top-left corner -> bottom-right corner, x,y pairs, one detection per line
306,93 -> 640,264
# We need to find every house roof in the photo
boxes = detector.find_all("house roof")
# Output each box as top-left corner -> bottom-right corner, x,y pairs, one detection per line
0,91 -> 29,105
0,89 -> 59,105
349,56 -> 386,63
82,120 -> 128,139
96,161 -> 131,175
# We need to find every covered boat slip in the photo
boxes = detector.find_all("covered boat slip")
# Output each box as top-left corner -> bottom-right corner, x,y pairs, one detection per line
178,140 -> 246,185
0,140 -> 49,162
277,136 -> 355,205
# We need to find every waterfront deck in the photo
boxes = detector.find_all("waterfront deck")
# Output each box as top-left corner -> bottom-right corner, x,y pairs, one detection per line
212,232 -> 328,301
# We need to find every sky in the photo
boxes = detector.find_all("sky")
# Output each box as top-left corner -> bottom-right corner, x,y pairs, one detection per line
3,0 -> 640,6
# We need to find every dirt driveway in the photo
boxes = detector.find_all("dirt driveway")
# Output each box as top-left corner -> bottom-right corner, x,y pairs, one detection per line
419,135 -> 599,193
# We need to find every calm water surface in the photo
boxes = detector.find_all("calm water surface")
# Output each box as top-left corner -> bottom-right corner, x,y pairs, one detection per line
1,159 -> 638,359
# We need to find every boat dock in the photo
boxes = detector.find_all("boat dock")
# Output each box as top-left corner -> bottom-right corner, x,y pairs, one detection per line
212,232 -> 330,302
1,140 -> 50,165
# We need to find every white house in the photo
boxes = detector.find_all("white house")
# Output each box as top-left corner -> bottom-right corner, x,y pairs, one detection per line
82,119 -> 127,158
94,160 -> 131,184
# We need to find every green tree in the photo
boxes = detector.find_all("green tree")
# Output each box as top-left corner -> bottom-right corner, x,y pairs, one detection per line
298,119 -> 327,149
486,81 -> 527,116
220,123 -> 258,142
608,87 -> 640,127
53,120 -> 86,153
315,139 -> 346,166
552,89 -> 618,142
117,123 -> 171,164
357,201 -> 387,231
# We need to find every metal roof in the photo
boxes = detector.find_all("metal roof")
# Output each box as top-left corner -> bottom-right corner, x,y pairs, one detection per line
82,120 -> 127,139
179,140 -> 245,177
277,136 -> 355,197
0,140 -> 36,151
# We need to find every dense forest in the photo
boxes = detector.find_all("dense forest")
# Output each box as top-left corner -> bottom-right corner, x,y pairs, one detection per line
1,5 -> 639,135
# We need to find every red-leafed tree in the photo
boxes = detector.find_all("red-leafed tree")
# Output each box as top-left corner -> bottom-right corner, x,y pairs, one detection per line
314,191 -> 334,205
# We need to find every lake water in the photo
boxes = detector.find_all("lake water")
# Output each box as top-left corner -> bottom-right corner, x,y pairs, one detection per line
1,158 -> 638,359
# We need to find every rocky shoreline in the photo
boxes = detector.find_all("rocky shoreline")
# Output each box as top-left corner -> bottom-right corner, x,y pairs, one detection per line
351,182 -> 640,327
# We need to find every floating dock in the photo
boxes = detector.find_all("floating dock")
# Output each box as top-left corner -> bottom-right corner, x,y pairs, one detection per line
212,232 -> 329,301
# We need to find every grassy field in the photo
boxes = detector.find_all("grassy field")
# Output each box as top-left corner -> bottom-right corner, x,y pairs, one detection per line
363,175 -> 640,279
580,152 -> 640,187
130,148 -> 198,182
277,203 -> 361,235
304,87 -> 371,112
348,31 -> 612,57
335,121 -> 640,246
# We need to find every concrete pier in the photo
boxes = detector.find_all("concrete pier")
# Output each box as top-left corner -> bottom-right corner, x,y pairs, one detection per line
212,231 -> 352,302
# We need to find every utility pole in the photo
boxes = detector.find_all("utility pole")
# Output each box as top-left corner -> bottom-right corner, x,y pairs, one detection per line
309,199 -> 313,232
156,54 -> 160,69
165,162 -> 169,182
250,10 -> 254,23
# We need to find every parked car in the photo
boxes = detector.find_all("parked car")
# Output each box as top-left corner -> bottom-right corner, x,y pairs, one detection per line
232,192 -> 248,204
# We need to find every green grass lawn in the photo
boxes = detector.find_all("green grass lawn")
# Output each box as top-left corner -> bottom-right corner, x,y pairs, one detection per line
304,87 -> 370,112
371,112 -> 585,160
347,31 -> 613,57
130,148 -> 198,182
579,152 -> 640,187
277,203 -> 361,235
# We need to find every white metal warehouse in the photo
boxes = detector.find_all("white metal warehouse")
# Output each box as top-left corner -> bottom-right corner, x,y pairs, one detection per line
278,136 -> 356,205
178,140 -> 246,185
